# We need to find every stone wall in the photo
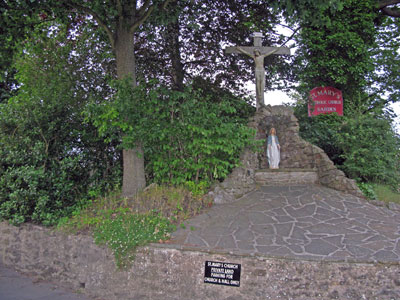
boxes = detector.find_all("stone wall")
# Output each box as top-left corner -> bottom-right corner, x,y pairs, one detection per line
209,105 -> 364,203
1,221 -> 399,300
254,169 -> 318,185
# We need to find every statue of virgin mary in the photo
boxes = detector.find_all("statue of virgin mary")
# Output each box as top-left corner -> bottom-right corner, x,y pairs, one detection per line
267,127 -> 280,169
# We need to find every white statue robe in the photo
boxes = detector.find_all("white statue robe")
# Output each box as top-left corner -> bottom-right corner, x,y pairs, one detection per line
267,135 -> 280,168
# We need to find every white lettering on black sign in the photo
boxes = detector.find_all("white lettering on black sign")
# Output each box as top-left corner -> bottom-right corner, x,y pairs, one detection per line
204,261 -> 241,287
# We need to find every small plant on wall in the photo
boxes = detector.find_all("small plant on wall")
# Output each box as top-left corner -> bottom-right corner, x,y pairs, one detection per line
58,184 -> 212,269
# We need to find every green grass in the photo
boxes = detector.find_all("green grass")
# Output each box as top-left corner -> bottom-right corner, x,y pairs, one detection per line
373,184 -> 400,204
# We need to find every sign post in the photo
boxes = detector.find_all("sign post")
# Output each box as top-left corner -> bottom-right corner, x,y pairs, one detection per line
308,86 -> 343,116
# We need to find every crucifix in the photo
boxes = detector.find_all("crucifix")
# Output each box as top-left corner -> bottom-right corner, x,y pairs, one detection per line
225,32 -> 291,110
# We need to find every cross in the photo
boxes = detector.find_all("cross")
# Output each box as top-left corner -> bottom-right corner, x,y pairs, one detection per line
225,32 -> 291,110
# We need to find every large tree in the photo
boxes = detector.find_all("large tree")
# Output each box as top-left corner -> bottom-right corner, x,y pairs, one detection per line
136,0 -> 356,95
1,0 -> 173,197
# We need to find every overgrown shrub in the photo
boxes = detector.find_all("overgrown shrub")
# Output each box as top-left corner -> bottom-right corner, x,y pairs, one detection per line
296,112 -> 344,165
357,182 -> 377,200
337,115 -> 400,185
0,28 -> 120,225
295,105 -> 400,187
88,79 -> 256,186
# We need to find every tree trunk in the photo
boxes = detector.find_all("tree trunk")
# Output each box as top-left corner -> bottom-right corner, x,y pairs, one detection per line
115,26 -> 146,197
165,9 -> 184,91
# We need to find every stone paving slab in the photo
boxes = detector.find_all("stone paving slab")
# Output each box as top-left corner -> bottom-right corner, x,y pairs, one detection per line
170,185 -> 400,263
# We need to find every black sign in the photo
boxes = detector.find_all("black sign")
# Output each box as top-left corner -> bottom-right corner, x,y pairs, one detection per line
204,261 -> 241,287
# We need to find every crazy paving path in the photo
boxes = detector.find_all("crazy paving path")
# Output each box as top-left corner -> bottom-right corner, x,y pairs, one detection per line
170,185 -> 400,263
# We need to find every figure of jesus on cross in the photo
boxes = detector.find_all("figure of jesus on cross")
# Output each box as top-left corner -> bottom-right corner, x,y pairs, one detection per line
225,32 -> 291,110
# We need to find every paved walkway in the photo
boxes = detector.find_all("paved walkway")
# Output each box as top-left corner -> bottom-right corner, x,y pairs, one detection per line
171,184 -> 400,263
0,261 -> 92,300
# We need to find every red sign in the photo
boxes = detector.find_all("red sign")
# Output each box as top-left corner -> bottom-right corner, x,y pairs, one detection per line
308,86 -> 343,116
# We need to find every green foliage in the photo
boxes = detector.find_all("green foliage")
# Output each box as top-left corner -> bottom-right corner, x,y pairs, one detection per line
371,16 -> 400,105
356,182 -> 377,200
94,211 -> 174,269
138,0 -> 285,93
57,185 -> 212,233
295,106 -> 400,187
277,0 -> 344,25
87,79 -> 256,186
337,115 -> 400,185
0,27 -> 120,225
293,0 -> 378,109
293,0 -> 400,114
58,184 -> 212,268
184,181 -> 209,197
296,111 -> 344,164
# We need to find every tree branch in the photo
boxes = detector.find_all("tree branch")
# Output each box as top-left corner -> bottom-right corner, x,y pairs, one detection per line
129,0 -> 175,34
257,27 -> 299,58
162,0 -> 175,10
364,97 -> 392,113
136,0 -> 153,17
116,0 -> 123,17
115,0 -> 124,30
278,26 -> 301,48
130,0 -> 154,34
273,23 -> 299,33
65,2 -> 116,49
377,0 -> 400,9
381,6 -> 400,17
185,59 -> 209,66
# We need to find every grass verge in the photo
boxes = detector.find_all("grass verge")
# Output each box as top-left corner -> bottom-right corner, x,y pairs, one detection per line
57,183 -> 212,268
372,184 -> 400,204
